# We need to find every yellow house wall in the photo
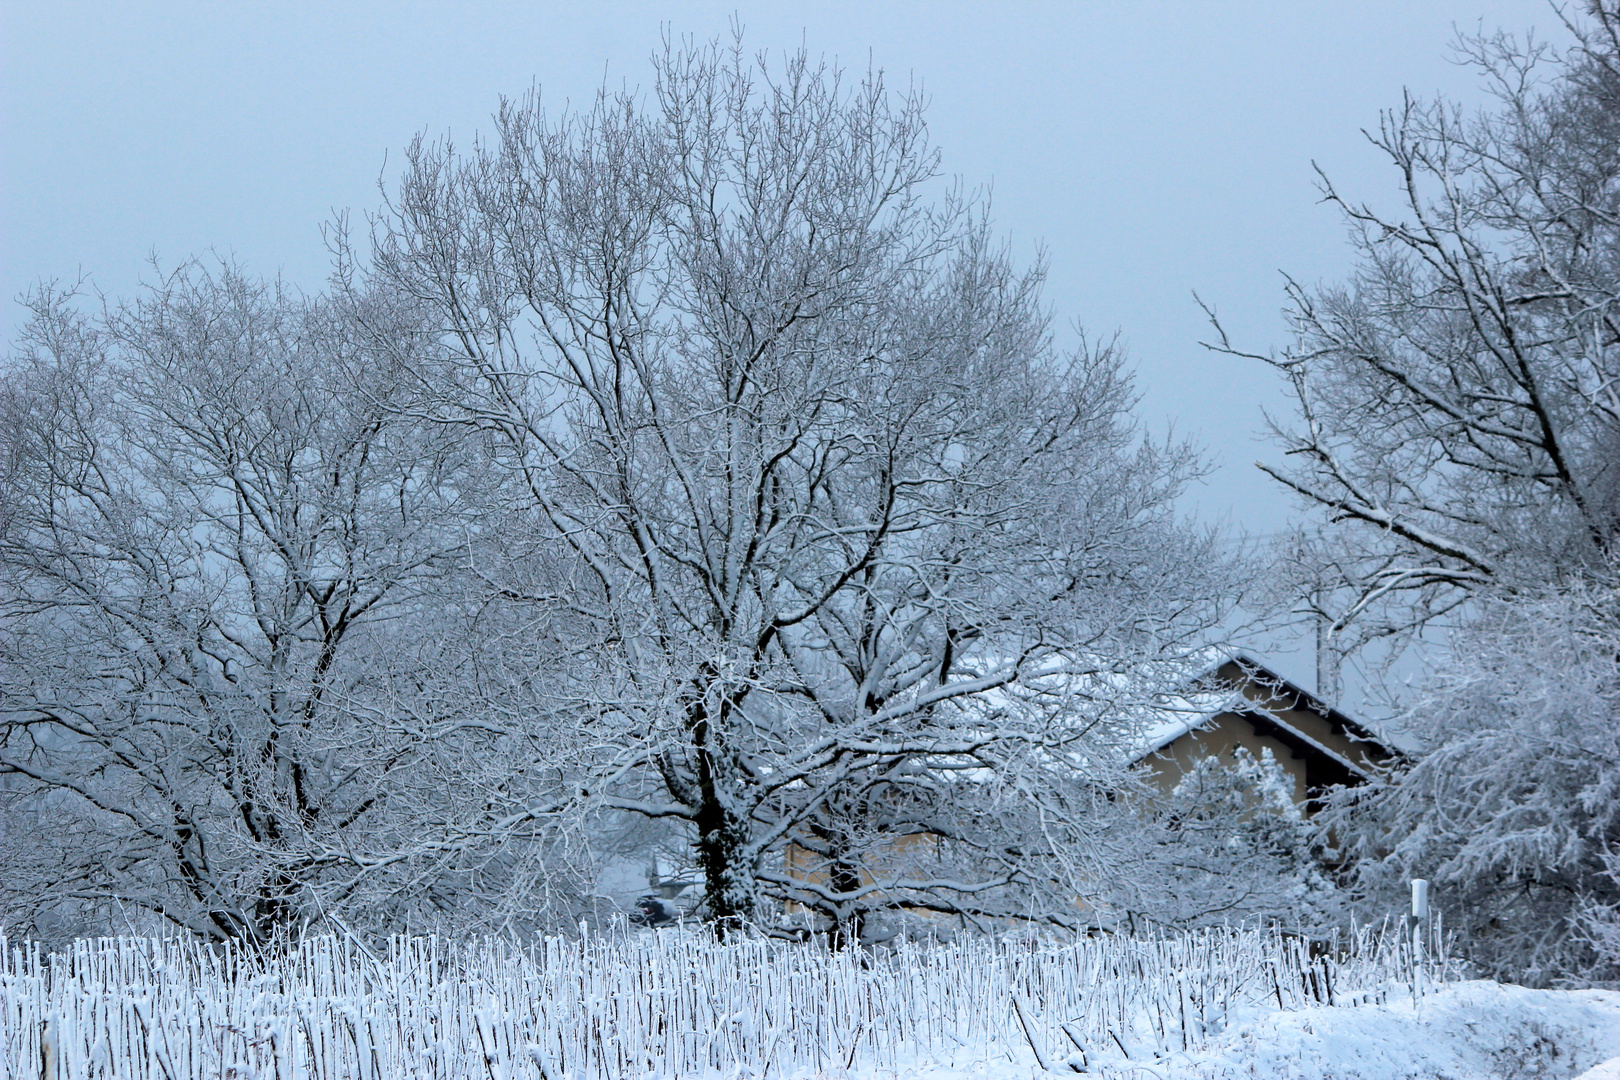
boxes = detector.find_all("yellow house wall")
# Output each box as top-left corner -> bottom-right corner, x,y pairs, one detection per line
1140,714 -> 1312,804
783,830 -> 940,898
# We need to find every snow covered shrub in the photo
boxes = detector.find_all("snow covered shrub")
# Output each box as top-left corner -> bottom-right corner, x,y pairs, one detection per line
1321,581 -> 1620,987
1102,746 -> 1346,933
1577,845 -> 1620,978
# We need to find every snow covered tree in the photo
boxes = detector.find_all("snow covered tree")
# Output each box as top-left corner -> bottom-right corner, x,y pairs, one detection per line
357,36 -> 1237,939
0,265 -> 586,943
1210,5 -> 1620,984
1318,580 -> 1620,985
1207,6 -> 1620,649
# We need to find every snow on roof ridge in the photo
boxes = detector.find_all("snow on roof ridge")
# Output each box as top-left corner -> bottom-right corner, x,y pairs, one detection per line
1123,648 -> 1378,765
947,646 -> 1388,769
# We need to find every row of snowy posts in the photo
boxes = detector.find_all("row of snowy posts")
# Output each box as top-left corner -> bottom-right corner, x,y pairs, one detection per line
11,885 -> 1447,1079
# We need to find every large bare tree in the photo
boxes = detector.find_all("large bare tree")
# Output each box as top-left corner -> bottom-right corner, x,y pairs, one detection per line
359,37 -> 1235,939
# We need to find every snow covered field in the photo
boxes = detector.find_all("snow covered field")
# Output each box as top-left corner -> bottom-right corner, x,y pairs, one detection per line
1002,981 -> 1620,1079
2,928 -> 1615,1079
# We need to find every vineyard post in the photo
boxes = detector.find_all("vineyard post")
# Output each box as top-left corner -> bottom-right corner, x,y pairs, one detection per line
1410,879 -> 1429,1000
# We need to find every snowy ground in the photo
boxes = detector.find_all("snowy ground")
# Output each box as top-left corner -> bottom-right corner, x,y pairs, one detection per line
880,981 -> 1620,1080
1168,982 -> 1620,1080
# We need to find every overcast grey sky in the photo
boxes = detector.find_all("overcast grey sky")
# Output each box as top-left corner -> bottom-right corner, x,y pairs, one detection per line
0,1 -> 1558,690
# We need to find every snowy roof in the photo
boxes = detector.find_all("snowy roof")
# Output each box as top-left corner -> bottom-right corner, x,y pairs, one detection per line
1129,684 -> 1247,762
1125,651 -> 1396,779
931,647 -> 1394,782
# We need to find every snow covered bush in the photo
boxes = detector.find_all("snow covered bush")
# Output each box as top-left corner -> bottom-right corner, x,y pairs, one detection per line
1102,747 -> 1346,933
1320,579 -> 1620,987
1579,845 -> 1620,977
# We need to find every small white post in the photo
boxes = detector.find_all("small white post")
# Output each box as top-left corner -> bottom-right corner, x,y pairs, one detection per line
1411,879 -> 1429,939
1410,878 -> 1430,1000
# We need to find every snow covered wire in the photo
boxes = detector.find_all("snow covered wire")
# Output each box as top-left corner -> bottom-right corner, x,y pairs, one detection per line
1,927 -> 1450,1079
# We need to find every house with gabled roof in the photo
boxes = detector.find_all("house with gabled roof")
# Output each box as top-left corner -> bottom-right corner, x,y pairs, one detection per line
1133,652 -> 1398,811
